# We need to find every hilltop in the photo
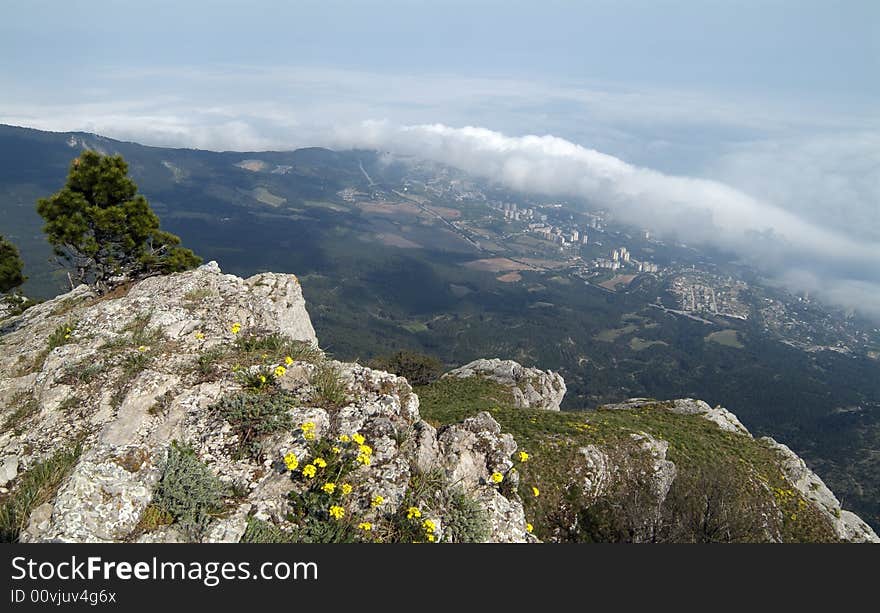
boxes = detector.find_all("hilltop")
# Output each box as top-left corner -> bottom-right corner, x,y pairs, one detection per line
0,263 -> 875,543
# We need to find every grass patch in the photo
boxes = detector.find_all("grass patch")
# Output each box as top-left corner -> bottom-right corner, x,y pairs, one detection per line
416,378 -> 838,542
705,329 -> 744,349
0,443 -> 83,542
309,363 -> 348,409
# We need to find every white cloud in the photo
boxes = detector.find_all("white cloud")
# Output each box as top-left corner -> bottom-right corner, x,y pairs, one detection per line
3,64 -> 879,316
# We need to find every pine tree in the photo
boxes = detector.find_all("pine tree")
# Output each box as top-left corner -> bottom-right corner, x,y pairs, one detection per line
37,151 -> 201,291
0,235 -> 26,293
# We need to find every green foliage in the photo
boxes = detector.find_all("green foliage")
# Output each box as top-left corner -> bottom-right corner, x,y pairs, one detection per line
0,443 -> 82,542
240,517 -> 296,543
211,391 -> 295,457
233,332 -> 322,364
309,363 -> 348,409
36,150 -> 200,291
0,235 -> 25,293
367,350 -> 443,386
284,436 -> 366,543
152,441 -> 227,538
47,320 -> 77,351
442,488 -> 491,543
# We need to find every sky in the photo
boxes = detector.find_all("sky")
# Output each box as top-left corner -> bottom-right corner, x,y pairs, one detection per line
1,0 -> 879,315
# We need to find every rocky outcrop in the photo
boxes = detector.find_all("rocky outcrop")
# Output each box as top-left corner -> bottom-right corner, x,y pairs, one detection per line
601,397 -> 749,435
444,358 -> 566,411
761,438 -> 878,543
0,263 -> 530,543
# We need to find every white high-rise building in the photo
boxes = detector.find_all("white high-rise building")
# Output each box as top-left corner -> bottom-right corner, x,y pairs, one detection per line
570,230 -> 579,242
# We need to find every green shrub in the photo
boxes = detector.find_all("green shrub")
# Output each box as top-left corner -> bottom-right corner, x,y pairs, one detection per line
233,332 -> 322,364
152,441 -> 227,538
211,391 -> 295,457
443,489 -> 491,543
0,443 -> 82,542
240,517 -> 296,543
368,350 -> 443,386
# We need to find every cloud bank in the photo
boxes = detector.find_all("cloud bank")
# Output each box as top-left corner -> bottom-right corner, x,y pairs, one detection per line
332,122 -> 880,317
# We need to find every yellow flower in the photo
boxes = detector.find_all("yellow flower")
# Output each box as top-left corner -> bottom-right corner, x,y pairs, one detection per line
341,483 -> 353,495
137,345 -> 147,352
230,322 -> 241,334
261,353 -> 268,360
274,365 -> 286,378
352,433 -> 366,445
322,482 -> 336,494
285,355 -> 294,366
302,464 -> 317,479
518,451 -> 529,462
423,519 -> 436,533
526,523 -> 533,534
194,331 -> 205,340
258,375 -> 267,384
329,505 -> 345,520
490,472 -> 504,484
426,533 -> 436,542
313,457 -> 327,468
301,422 -> 316,441
406,507 -> 422,519
358,522 -> 372,531
358,444 -> 373,456
64,334 -> 70,340
371,495 -> 384,507
339,434 -> 350,443
532,486 -> 540,498
283,452 -> 299,471
331,446 -> 341,454
356,454 -> 371,466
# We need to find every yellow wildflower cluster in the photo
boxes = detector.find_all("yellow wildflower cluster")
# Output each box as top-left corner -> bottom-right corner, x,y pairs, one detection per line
355,439 -> 372,466
532,486 -> 540,498
302,464 -> 317,479
358,522 -> 372,532
137,345 -> 147,352
371,495 -> 384,508
194,331 -> 205,340
301,422 -> 316,441
285,355 -> 294,366
490,472 -> 504,484
517,451 -> 529,463
322,482 -> 336,494
406,506 -> 422,519
314,457 -> 327,468
338,434 -> 350,443
274,365 -> 287,378
341,483 -> 353,496
423,519 -> 437,543
283,452 -> 299,471
230,322 -> 241,335
526,523 -> 533,534
329,505 -> 345,520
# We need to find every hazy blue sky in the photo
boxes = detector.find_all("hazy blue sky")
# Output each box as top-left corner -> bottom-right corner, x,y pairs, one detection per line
2,1 -> 879,314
